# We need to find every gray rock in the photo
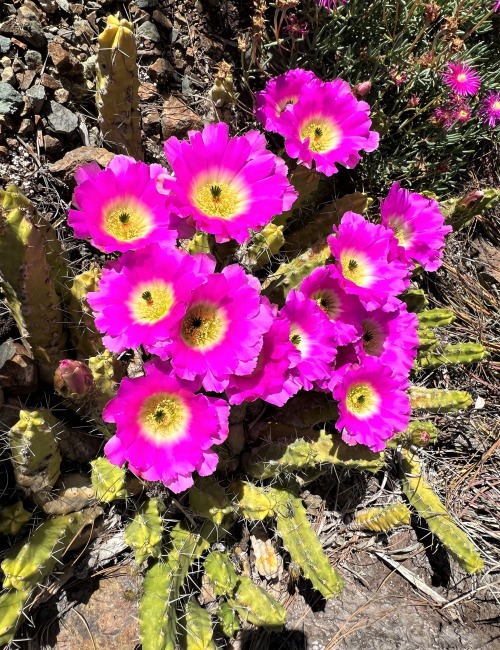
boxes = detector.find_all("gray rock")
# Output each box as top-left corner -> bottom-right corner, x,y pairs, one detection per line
0,81 -> 23,114
45,100 -> 78,134
25,49 -> 43,70
20,19 -> 47,48
25,84 -> 46,113
0,35 -> 10,54
136,0 -> 159,7
136,21 -> 160,42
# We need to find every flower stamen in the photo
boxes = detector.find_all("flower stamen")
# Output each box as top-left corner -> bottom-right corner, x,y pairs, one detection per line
130,281 -> 174,324
345,382 -> 379,418
193,181 -> 240,219
139,393 -> 187,440
181,303 -> 227,349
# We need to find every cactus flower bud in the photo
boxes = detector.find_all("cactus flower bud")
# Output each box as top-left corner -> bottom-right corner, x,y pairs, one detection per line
462,189 -> 483,206
54,359 -> 94,397
352,81 -> 372,98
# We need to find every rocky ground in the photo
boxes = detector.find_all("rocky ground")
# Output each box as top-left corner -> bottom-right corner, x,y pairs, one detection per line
0,1 -> 499,649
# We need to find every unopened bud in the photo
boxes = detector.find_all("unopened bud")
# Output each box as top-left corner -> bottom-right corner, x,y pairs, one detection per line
462,190 -> 483,207
352,81 -> 372,99
54,359 -> 94,398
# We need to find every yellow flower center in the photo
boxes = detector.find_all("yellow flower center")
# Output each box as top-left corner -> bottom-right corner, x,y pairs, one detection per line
312,289 -> 340,319
130,281 -> 175,324
300,119 -> 340,153
103,199 -> 152,242
345,382 -> 379,418
456,73 -> 467,83
361,319 -> 384,356
493,101 -> 500,111
340,251 -> 373,288
387,217 -> 411,247
277,95 -> 299,114
139,392 -> 188,441
289,325 -> 309,356
181,302 -> 227,350
193,181 -> 241,219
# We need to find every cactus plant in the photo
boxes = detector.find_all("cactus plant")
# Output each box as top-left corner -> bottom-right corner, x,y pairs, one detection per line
0,588 -> 30,645
0,185 -> 69,381
409,388 -> 472,413
240,222 -> 285,269
90,456 -> 129,502
189,476 -> 233,525
440,188 -> 500,231
9,409 -> 62,505
401,289 -> 428,314
352,502 -> 411,532
244,429 -> 385,479
184,598 -> 217,650
96,15 -> 143,159
386,420 -> 439,448
229,481 -> 276,520
417,328 -> 439,351
125,498 -> 163,565
67,267 -> 104,358
216,601 -> 240,638
272,488 -> 344,598
400,451 -> 484,574
0,502 -> 31,535
416,343 -> 487,370
417,308 -> 456,329
204,551 -> 286,630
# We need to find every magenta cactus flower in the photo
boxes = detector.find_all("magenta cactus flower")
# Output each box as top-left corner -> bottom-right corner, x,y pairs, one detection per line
69,155 -> 184,253
327,211 -> 410,311
333,357 -> 411,452
442,62 -> 481,96
479,90 -> 500,127
160,123 -> 297,243
380,183 -> 452,272
103,359 -> 229,493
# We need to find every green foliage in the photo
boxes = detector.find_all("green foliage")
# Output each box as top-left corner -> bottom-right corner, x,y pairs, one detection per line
400,451 -> 484,574
125,498 -> 163,565
0,502 -> 31,535
352,502 -> 411,532
440,188 -> 500,231
409,387 -> 472,413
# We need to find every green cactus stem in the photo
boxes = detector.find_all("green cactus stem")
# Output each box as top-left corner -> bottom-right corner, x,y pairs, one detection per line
139,521 -> 213,650
352,503 -> 411,532
417,328 -> 439,351
244,429 -> 384,479
90,456 -> 129,502
241,222 -> 285,269
273,164 -> 320,227
0,185 -> 69,382
189,476 -> 233,525
2,509 -> 101,591
204,551 -> 286,630
9,409 -> 62,505
401,289 -> 428,314
400,451 -> 484,574
417,308 -> 456,329
84,350 -> 124,437
386,421 -> 439,448
96,15 -> 143,159
229,481 -> 276,520
0,502 -> 31,535
184,598 -> 216,650
272,488 -> 344,598
216,601 -> 240,638
416,343 -> 487,370
440,188 -> 500,231
125,498 -> 163,565
67,267 -> 104,358
409,388 -> 472,413
0,588 -> 30,645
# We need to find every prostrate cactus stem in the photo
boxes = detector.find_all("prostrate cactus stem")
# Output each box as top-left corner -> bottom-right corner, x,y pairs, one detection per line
386,420 -> 439,448
125,498 -> 163,565
409,388 -> 472,413
1,509 -> 101,591
84,350 -> 125,437
417,328 -> 439,351
0,588 -> 30,645
272,487 -> 344,598
239,222 -> 285,270
401,289 -> 428,313
139,521 -> 213,650
416,342 -> 487,370
243,429 -> 384,479
90,457 -> 129,502
440,188 -> 500,231
189,476 -> 233,525
0,185 -> 69,382
417,308 -> 456,329
184,597 -> 217,650
96,15 -> 143,160
216,602 -> 240,638
351,503 -> 411,532
67,268 -> 104,358
0,502 -> 31,535
400,450 -> 484,574
204,551 -> 287,630
9,409 -> 62,505
229,481 -> 277,520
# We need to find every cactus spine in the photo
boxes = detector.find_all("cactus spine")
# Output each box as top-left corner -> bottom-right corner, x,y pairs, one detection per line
241,222 -> 285,269
189,476 -> 233,525
400,451 -> 484,574
96,15 -> 143,159
409,388 -> 472,413
416,343 -> 487,370
184,598 -> 216,650
244,429 -> 384,479
139,521 -> 212,650
401,289 -> 428,313
204,551 -> 286,630
0,588 -> 30,645
229,481 -> 276,520
0,501 -> 31,535
352,503 -> 411,532
0,185 -> 69,381
272,488 -> 344,598
90,456 -> 129,502
417,308 -> 456,329
67,267 -> 104,358
125,498 -> 163,565
387,420 -> 439,448
9,409 -> 62,505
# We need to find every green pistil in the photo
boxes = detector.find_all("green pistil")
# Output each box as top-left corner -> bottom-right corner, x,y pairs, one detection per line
154,408 -> 165,423
119,212 -> 130,224
314,127 -> 323,137
142,290 -> 152,302
210,185 -> 222,200
348,259 -> 358,271
291,333 -> 301,346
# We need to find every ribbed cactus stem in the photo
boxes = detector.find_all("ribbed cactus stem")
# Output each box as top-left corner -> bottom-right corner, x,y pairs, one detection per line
417,328 -> 439,351
409,388 -> 472,413
240,222 -> 285,269
417,308 -> 456,329
400,450 -> 484,574
204,551 -> 286,630
0,589 -> 30,645
184,598 -> 216,650
0,185 -> 69,381
229,480 -> 276,520
125,498 -> 163,565
189,476 -> 233,525
86,350 -> 124,437
90,456 -> 129,502
440,188 -> 500,231
243,429 -> 384,479
96,15 -> 143,159
0,501 -> 31,535
416,343 -> 487,370
401,289 -> 428,313
9,409 -> 62,504
216,602 -> 240,638
67,267 -> 104,357
272,487 -> 344,598
352,502 -> 411,532
386,420 -> 439,448
139,521 -> 213,650
273,164 -> 319,227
